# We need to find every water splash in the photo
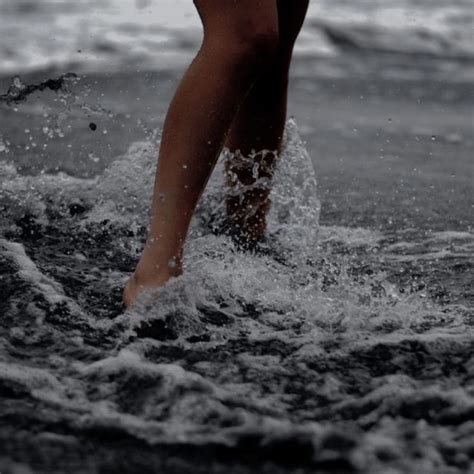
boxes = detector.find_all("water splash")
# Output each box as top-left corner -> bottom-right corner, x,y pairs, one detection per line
0,136 -> 10,154
0,73 -> 79,106
0,121 -> 472,473
0,72 -> 158,161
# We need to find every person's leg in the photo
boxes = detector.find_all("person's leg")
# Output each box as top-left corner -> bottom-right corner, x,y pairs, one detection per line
123,0 -> 279,307
224,0 -> 310,246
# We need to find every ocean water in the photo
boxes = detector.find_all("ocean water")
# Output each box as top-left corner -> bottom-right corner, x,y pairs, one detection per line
0,0 -> 473,75
0,118 -> 473,473
0,2 -> 473,473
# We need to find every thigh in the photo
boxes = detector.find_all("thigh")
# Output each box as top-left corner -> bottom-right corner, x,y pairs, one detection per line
193,0 -> 279,40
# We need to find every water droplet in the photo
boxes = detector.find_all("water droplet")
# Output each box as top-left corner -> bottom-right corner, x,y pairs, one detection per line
0,137 -> 9,153
88,152 -> 100,163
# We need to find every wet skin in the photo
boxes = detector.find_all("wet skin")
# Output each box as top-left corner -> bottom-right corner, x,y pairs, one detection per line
123,0 -> 309,307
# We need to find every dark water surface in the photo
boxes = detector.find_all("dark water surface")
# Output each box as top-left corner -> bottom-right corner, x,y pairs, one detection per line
0,0 -> 473,465
1,107 -> 473,473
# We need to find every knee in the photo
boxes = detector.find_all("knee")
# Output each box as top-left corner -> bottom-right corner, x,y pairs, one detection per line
206,24 -> 280,73
238,26 -> 280,65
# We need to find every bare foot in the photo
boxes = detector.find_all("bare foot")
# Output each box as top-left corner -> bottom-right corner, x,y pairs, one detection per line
122,264 -> 182,308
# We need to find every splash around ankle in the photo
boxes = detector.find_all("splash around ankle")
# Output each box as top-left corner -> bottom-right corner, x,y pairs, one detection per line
122,263 -> 183,308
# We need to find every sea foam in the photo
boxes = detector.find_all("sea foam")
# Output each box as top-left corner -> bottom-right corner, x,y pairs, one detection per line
0,121 -> 472,473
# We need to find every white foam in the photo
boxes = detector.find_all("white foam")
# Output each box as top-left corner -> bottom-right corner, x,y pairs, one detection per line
320,226 -> 384,248
0,361 -> 63,393
384,229 -> 474,261
0,120 -> 472,472
0,160 -> 97,232
0,239 -> 85,325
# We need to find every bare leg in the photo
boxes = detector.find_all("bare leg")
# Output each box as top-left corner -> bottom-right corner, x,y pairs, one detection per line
224,0 -> 309,246
123,0 -> 279,307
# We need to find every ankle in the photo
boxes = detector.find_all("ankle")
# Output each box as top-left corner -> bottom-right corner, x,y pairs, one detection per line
123,262 -> 182,308
134,255 -> 182,283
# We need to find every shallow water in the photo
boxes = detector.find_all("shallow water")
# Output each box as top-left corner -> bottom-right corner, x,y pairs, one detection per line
0,120 -> 473,473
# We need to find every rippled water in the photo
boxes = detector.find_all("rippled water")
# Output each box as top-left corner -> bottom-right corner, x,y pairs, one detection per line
1,119 -> 473,473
